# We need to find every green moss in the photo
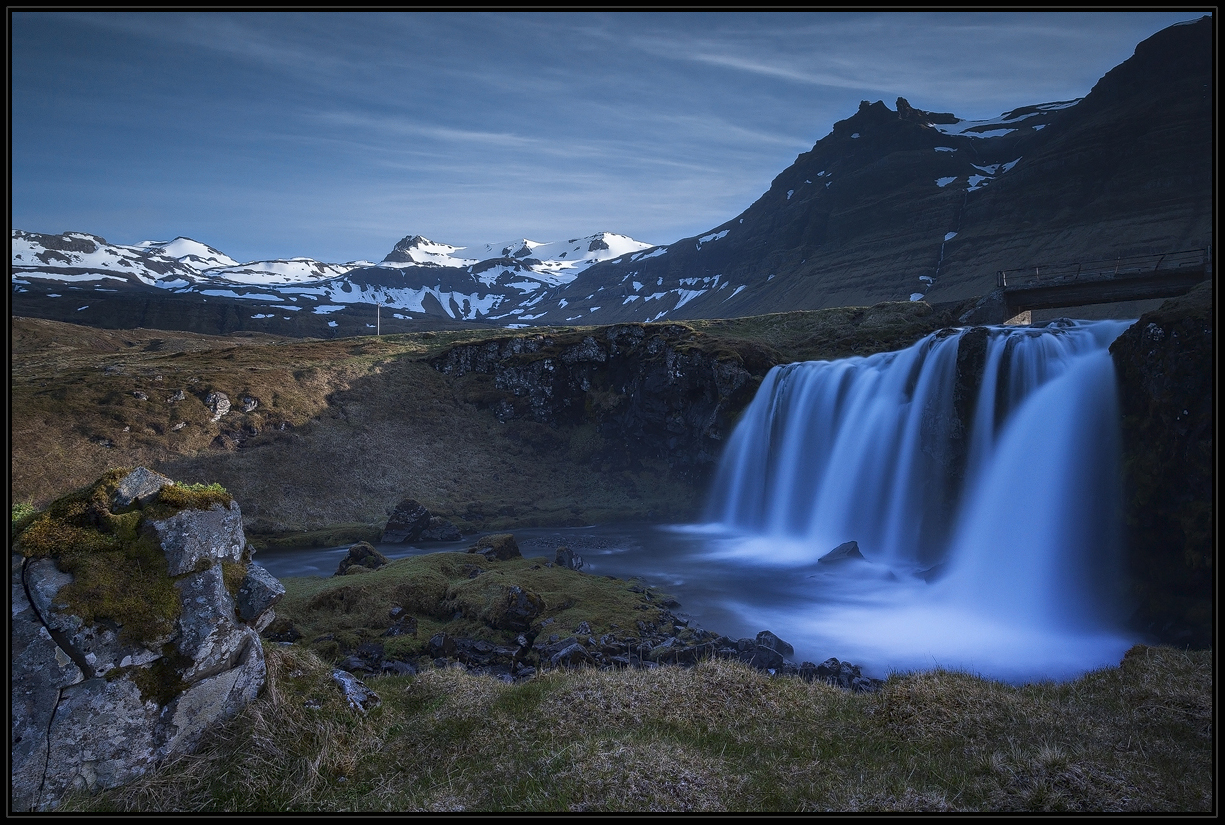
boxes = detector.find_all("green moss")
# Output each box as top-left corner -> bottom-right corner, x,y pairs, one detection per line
57,536 -> 181,645
144,482 -> 232,520
11,502 -> 39,540
222,561 -> 248,598
126,644 -> 193,707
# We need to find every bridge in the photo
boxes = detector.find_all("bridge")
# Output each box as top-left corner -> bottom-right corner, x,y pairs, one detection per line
991,248 -> 1212,324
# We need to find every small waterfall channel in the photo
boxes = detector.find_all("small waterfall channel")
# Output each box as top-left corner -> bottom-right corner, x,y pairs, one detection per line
695,319 -> 1137,683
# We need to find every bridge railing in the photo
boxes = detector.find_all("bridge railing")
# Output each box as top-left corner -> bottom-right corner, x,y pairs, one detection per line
997,248 -> 1209,289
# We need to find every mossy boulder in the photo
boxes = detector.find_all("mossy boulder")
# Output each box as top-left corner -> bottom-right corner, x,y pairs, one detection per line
468,533 -> 522,561
11,468 -> 280,812
336,541 -> 390,576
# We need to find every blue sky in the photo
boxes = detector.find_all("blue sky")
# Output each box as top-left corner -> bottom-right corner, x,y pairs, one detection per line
11,11 -> 1207,264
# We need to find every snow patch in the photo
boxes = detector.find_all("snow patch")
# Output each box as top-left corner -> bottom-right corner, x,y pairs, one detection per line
936,177 -> 957,188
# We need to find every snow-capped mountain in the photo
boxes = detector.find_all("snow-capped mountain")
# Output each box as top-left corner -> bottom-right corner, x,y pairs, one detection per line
10,227 -> 662,331
133,237 -> 240,271
10,18 -> 1211,338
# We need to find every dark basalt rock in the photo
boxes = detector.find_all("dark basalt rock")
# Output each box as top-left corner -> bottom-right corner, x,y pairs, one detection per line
756,630 -> 795,657
1110,283 -> 1212,648
382,498 -> 461,544
818,541 -> 864,564
432,323 -> 765,473
555,546 -> 584,570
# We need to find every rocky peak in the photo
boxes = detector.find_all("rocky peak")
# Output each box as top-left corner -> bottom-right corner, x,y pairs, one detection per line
895,96 -> 958,126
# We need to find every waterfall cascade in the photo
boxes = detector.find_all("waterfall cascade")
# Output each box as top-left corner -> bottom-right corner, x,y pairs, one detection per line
699,319 -> 1137,683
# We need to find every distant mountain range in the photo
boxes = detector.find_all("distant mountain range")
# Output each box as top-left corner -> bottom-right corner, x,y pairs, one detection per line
11,16 -> 1211,338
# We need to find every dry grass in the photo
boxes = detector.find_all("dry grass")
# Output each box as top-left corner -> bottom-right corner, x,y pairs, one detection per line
63,643 -> 1212,813
10,318 -> 704,538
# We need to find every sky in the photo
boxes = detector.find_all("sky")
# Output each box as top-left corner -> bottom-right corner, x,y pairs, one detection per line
10,11 -> 1209,264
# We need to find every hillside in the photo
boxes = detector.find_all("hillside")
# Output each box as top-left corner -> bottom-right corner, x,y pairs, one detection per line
9,301 -> 951,546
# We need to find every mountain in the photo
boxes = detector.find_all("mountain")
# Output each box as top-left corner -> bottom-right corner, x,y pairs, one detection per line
10,17 -> 1211,337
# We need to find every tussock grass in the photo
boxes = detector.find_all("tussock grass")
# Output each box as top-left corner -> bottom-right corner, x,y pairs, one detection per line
64,643 -> 1211,812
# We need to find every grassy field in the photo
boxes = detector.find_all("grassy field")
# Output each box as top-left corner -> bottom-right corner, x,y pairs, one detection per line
59,641 -> 1211,812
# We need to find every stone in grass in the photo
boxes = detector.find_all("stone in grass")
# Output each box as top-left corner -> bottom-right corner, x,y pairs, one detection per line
332,670 -> 381,712
818,540 -> 864,564
336,541 -> 389,576
468,533 -> 521,561
204,391 -> 231,422
112,466 -> 173,509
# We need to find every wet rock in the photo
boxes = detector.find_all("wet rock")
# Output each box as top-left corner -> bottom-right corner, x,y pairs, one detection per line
1110,284 -> 1212,647
555,546 -> 584,570
336,541 -> 389,576
755,630 -> 794,657
818,541 -> 864,563
132,390 -> 148,401
166,389 -> 186,403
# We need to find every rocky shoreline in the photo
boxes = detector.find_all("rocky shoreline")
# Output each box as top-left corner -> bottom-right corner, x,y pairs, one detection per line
268,537 -> 886,698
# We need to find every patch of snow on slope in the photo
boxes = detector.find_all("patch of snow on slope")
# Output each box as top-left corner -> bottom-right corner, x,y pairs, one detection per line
202,258 -> 355,285
134,237 -> 239,269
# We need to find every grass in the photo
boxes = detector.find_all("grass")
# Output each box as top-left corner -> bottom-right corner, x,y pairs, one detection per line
59,642 -> 1212,812
274,550 -> 676,663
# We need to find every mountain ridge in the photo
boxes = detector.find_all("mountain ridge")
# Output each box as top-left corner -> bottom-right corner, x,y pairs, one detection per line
11,16 -> 1212,338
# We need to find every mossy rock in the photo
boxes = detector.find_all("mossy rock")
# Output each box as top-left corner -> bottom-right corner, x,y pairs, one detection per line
12,468 -> 235,647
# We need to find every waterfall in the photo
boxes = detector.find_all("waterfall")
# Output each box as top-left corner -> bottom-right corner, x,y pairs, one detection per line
698,319 -> 1136,683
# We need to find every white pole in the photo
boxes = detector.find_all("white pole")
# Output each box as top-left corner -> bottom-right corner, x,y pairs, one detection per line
377,300 -> 381,336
